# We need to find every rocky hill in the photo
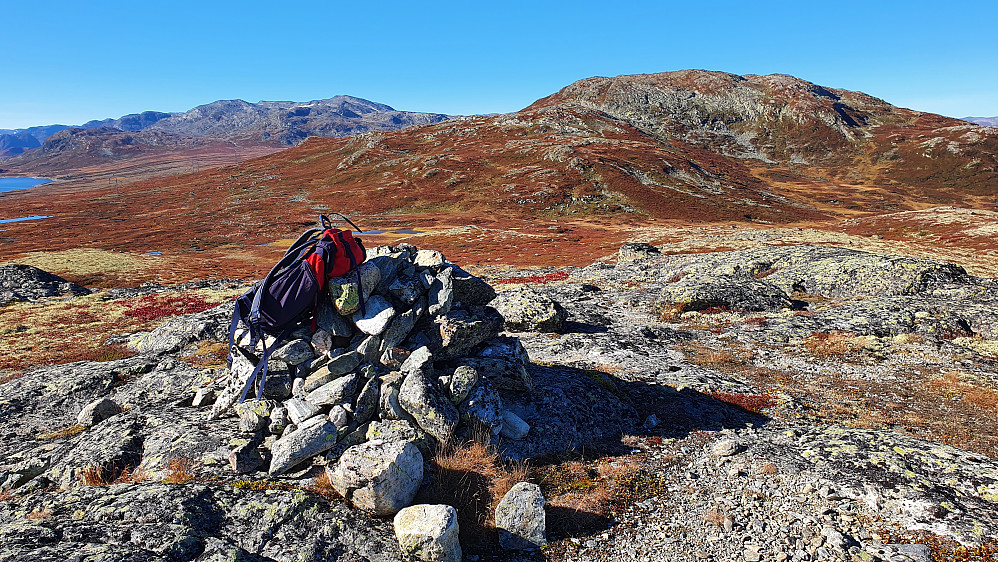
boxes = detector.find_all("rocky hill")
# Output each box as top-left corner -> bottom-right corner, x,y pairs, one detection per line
1,239 -> 997,561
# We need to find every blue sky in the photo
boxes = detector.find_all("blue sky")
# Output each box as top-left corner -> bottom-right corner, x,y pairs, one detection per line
2,0 -> 996,129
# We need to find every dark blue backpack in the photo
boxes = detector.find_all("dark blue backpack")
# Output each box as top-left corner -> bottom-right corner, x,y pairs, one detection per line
228,214 -> 366,403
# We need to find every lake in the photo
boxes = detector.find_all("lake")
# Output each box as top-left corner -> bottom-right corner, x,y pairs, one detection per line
0,177 -> 54,193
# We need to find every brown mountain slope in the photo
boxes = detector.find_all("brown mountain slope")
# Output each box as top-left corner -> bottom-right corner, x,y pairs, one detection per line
2,70 -> 997,286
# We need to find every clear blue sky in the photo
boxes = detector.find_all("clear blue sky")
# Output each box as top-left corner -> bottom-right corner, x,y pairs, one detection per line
3,0 -> 996,129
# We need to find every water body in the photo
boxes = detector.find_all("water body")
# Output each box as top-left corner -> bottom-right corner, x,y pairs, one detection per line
0,215 -> 52,224
0,177 -> 54,193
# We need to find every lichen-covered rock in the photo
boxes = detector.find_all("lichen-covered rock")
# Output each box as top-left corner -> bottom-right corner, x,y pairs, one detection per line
500,410 -> 530,440
495,482 -> 547,550
44,413 -> 145,487
656,275 -> 792,313
450,265 -> 496,306
0,264 -> 90,305
618,241 -> 662,262
458,380 -> 504,437
131,301 -> 234,354
269,416 -> 339,475
284,397 -> 321,426
316,302 -> 354,337
399,368 -> 460,444
382,297 -> 426,354
427,267 -> 454,317
429,307 -> 504,360
228,440 -> 264,474
328,439 -> 423,516
234,399 -> 275,433
76,397 -> 122,428
332,282 -> 362,315
452,337 -> 532,392
305,373 -> 361,406
269,405 -> 289,434
353,376 -> 380,425
379,372 -> 408,421
446,365 -> 478,403
271,338 -> 315,366
393,504 -> 462,562
414,249 -> 445,269
0,483 -> 401,562
365,419 -> 434,457
492,287 -> 567,332
302,351 -> 362,392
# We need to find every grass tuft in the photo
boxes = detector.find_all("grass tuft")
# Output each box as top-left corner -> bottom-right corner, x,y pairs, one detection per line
163,458 -> 196,484
38,424 -> 86,440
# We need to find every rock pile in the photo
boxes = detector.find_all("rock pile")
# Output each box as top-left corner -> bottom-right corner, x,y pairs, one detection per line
198,244 -> 533,512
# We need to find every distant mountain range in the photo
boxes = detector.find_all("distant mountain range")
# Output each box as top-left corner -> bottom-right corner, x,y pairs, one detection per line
964,116 -> 998,127
104,70 -> 997,230
0,96 -> 450,160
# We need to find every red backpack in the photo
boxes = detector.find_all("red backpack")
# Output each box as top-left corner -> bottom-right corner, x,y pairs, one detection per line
229,213 -> 367,403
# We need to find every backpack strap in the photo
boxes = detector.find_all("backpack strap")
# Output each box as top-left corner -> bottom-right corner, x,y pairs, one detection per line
319,213 -> 363,233
237,325 -> 293,404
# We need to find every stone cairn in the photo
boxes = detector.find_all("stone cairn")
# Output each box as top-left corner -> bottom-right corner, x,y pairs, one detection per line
201,243 -> 536,523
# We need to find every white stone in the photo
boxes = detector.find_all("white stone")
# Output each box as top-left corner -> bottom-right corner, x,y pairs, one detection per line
500,410 -> 530,440
496,482 -> 546,550
353,295 -> 396,336
328,439 -> 423,516
394,504 -> 462,562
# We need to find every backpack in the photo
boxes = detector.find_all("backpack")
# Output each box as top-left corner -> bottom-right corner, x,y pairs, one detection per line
228,213 -> 367,403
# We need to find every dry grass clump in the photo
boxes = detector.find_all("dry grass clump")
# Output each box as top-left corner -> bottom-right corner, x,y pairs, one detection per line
306,470 -> 343,501
77,462 -> 150,486
163,458 -> 196,484
0,371 -> 27,386
534,452 -> 672,539
926,372 -> 998,411
684,342 -> 753,367
758,462 -> 779,475
706,391 -> 776,415
181,341 -> 229,369
0,287 -> 241,372
802,331 -> 873,357
703,507 -> 729,528
418,436 -> 528,547
26,508 -> 52,520
38,424 -> 86,440
657,302 -> 687,322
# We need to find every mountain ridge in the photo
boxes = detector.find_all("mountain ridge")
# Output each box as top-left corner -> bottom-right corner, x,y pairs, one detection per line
0,95 -> 451,161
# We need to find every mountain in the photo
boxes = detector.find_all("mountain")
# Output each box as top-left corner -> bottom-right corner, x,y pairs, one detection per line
964,116 -> 998,127
82,111 -> 175,132
0,131 -> 41,157
0,125 -> 73,157
0,96 -> 451,177
140,96 -> 448,145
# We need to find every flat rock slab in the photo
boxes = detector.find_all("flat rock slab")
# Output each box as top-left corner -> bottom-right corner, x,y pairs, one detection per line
0,483 -> 400,562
